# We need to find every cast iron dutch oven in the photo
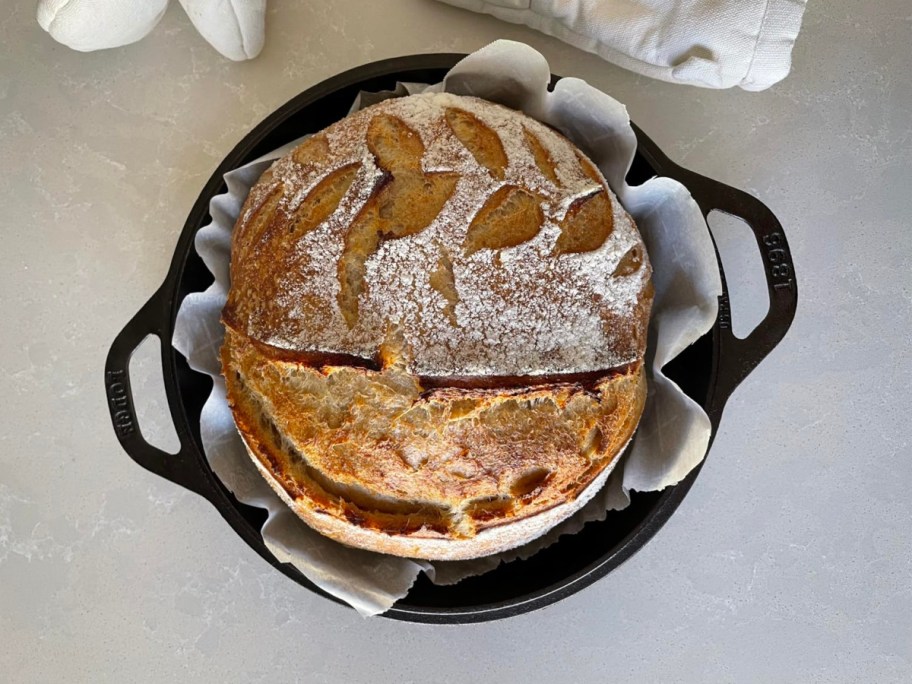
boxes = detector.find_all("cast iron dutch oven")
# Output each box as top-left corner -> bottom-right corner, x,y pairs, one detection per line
105,54 -> 797,623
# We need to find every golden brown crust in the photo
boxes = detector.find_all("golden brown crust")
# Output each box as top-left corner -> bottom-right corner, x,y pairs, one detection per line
221,327 -> 647,559
221,93 -> 654,560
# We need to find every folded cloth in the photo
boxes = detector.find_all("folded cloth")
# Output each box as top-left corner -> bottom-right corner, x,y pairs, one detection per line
435,0 -> 807,90
37,0 -> 266,61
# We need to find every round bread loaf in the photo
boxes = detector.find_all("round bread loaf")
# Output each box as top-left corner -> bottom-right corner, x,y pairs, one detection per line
221,92 -> 653,560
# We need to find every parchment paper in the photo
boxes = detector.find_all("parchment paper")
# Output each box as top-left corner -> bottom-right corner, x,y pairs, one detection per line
173,40 -> 722,615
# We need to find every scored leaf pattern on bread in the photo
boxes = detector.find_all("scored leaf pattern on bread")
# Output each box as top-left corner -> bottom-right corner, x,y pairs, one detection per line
522,126 -> 560,185
288,163 -> 361,236
332,109 -> 632,328
445,107 -> 509,180
337,114 -> 458,327
429,245 -> 459,327
554,189 -> 614,255
463,185 -> 544,255
554,151 -> 615,254
227,95 -> 649,369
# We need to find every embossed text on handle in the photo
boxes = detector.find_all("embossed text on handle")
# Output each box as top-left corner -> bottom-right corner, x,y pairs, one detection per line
106,369 -> 135,437
762,232 -> 794,292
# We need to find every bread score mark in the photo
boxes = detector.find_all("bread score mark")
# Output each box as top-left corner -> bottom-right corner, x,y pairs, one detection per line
554,187 -> 615,255
428,245 -> 460,326
337,114 -> 458,327
463,185 -> 544,255
445,107 -> 508,179
522,126 -> 560,185
241,333 -> 638,393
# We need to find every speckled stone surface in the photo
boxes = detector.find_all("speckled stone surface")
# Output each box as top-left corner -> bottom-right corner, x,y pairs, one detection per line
2,1 -> 910,681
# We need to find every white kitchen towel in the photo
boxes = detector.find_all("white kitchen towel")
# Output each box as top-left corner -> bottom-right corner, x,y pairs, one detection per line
436,0 -> 808,90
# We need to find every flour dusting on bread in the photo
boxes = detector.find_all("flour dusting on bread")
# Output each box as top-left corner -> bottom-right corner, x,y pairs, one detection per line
227,93 -> 650,377
221,93 -> 654,560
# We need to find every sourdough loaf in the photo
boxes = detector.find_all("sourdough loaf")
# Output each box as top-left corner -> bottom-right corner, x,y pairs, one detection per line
221,92 -> 653,560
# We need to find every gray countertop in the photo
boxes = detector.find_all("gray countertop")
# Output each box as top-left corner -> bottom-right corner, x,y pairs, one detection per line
2,1 -> 910,681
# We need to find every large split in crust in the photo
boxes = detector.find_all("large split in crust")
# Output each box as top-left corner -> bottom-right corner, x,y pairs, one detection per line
221,93 -> 653,561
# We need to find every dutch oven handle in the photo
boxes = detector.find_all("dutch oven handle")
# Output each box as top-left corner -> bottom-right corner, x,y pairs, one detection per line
674,164 -> 798,411
104,285 -> 217,501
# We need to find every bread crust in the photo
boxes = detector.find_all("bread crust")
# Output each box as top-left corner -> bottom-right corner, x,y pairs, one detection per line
222,328 -> 646,560
221,93 -> 653,560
